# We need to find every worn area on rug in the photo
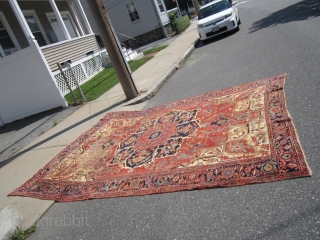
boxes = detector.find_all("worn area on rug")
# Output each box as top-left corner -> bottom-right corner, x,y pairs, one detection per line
9,74 -> 311,201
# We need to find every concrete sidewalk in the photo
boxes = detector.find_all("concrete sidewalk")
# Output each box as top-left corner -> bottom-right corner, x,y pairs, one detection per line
0,20 -> 199,238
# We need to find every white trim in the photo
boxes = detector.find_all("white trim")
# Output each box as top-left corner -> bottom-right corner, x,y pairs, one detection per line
8,0 -> 35,43
52,49 -> 105,75
73,0 -> 93,34
65,1 -> 84,36
0,12 -> 21,51
22,10 -> 50,45
126,2 -> 141,23
48,0 -> 71,40
46,11 -> 79,38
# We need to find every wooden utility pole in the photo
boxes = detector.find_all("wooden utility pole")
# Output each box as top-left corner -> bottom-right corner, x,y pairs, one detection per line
192,0 -> 200,16
87,0 -> 138,100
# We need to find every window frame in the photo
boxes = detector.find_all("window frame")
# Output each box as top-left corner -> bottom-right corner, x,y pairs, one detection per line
0,11 -> 20,57
157,0 -> 165,12
126,2 -> 140,23
22,10 -> 50,46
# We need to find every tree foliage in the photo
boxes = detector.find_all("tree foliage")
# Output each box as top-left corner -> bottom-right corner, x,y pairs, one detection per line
164,0 -> 196,11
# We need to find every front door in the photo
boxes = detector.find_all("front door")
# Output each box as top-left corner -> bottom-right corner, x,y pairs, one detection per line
47,13 -> 78,41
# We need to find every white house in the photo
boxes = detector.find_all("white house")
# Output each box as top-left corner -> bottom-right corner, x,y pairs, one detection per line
79,0 -> 171,48
0,0 -> 109,126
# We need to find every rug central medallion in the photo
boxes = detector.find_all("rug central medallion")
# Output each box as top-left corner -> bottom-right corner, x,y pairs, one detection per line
45,86 -> 269,180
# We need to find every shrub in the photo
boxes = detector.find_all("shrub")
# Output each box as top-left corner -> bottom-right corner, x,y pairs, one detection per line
175,15 -> 190,33
168,11 -> 177,22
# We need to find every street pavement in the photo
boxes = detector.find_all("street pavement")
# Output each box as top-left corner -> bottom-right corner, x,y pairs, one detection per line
3,0 -> 320,239
0,18 -> 199,239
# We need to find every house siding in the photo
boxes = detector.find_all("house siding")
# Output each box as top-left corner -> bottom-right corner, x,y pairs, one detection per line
41,34 -> 100,72
0,1 -> 71,49
80,0 -> 162,38
105,0 -> 162,37
0,41 -> 67,125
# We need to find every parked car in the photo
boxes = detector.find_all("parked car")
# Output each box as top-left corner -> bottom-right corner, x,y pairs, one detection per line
197,0 -> 240,42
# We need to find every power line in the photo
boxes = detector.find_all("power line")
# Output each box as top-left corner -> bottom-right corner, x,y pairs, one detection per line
107,0 -> 128,10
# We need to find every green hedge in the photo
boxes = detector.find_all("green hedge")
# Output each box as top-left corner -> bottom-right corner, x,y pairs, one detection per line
175,15 -> 190,33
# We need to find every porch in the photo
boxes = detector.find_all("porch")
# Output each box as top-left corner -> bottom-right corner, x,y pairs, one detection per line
0,0 -> 105,126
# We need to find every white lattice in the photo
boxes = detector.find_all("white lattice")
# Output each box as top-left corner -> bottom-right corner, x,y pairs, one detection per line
53,51 -> 109,96
83,56 -> 103,77
54,64 -> 86,95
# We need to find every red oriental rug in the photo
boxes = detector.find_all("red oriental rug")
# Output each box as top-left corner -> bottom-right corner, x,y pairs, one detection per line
9,74 -> 311,202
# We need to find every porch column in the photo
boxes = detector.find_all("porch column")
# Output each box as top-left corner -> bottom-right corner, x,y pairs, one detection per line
48,0 -> 71,40
73,0 -> 93,34
8,0 -> 35,44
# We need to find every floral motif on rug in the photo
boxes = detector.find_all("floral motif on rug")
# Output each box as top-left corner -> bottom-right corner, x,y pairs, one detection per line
9,74 -> 311,201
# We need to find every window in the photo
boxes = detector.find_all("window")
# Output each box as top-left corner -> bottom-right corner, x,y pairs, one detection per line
157,0 -> 165,12
0,12 -> 19,57
25,16 -> 46,46
126,3 -> 140,22
23,10 -> 48,47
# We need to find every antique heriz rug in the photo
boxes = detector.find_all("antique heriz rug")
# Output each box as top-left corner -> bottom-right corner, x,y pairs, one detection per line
9,74 -> 311,202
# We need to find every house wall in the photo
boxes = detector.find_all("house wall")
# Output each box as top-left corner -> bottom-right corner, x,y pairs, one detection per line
106,0 -> 162,37
125,27 -> 164,48
0,1 -> 71,49
80,0 -> 161,38
0,41 -> 67,125
41,34 -> 100,72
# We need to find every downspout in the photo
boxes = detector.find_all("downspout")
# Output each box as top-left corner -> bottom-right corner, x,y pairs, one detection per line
151,0 -> 167,38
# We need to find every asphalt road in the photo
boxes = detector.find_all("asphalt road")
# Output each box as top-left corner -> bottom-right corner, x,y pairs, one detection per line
30,0 -> 320,239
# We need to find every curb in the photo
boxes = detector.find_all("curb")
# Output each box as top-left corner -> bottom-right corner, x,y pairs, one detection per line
0,37 -> 200,240
123,38 -> 200,106
0,206 -> 23,240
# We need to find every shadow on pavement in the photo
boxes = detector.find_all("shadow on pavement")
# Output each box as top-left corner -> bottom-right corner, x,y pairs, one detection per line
0,108 -> 65,134
249,0 -> 320,33
0,100 -> 125,169
243,202 -> 320,240
0,107 -> 80,163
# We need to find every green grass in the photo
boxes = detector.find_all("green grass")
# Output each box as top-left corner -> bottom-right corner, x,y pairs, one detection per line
143,45 -> 168,55
12,226 -> 36,240
128,57 -> 153,72
65,57 -> 153,104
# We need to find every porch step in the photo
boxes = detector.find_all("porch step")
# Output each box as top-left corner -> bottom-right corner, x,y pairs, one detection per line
121,47 -> 140,61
